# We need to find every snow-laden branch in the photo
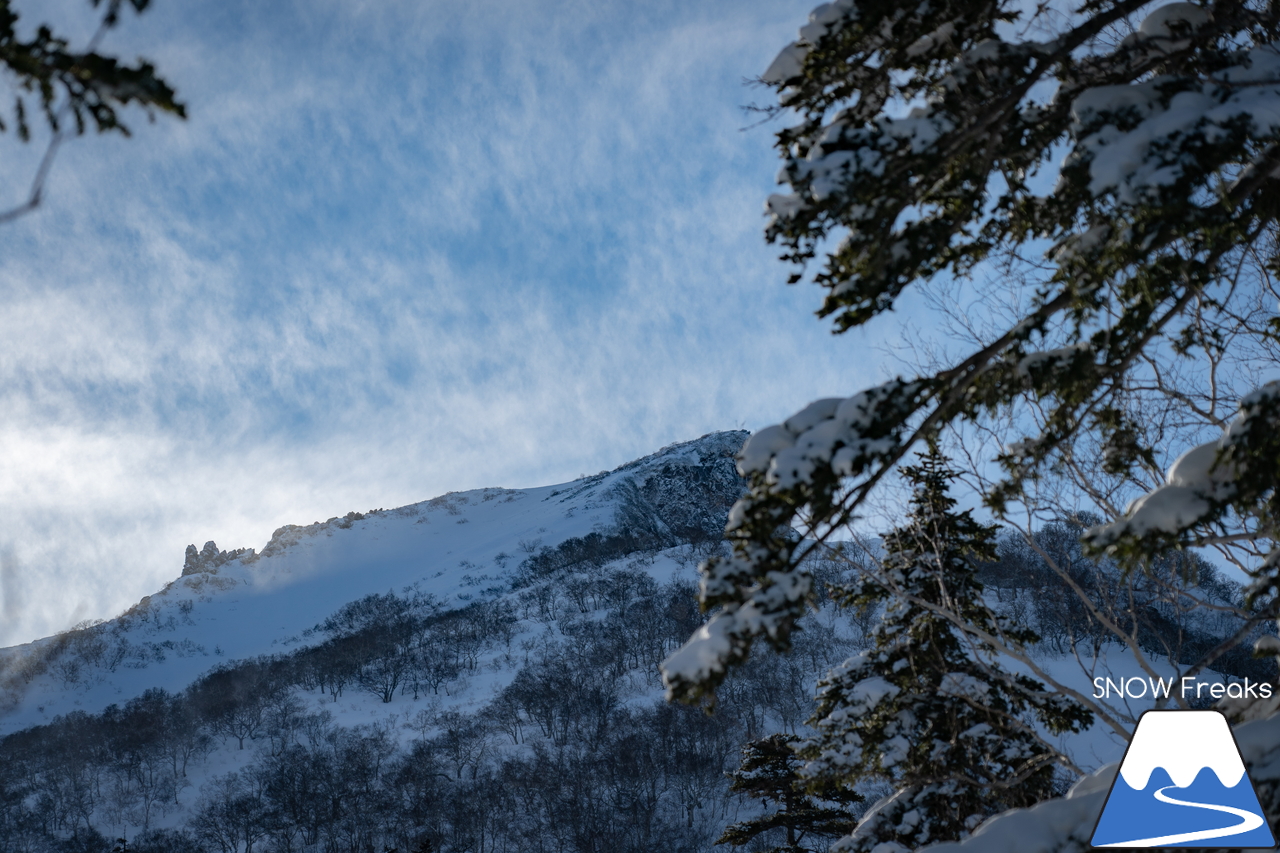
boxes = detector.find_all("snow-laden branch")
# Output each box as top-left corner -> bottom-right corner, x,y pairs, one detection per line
1084,380 -> 1280,575
666,0 -> 1280,707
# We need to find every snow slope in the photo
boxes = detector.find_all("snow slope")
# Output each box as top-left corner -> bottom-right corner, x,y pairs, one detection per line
0,424 -> 1226,766
0,430 -> 748,736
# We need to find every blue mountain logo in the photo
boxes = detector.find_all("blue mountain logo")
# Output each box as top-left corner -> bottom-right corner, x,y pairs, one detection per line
1091,710 -> 1275,848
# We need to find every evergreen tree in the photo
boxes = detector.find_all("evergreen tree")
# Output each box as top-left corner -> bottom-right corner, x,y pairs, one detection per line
803,447 -> 1089,852
717,733 -> 859,853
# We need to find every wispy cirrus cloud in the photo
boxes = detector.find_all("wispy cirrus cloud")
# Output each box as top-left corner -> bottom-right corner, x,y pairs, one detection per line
0,0 -> 892,648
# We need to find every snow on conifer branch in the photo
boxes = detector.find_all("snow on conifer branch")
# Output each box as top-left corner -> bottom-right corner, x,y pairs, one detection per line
1085,380 -> 1280,587
662,380 -> 929,706
801,447 -> 1089,852
666,0 -> 1280,707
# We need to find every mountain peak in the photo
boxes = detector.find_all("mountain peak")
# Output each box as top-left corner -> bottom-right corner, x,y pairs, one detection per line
611,430 -> 750,473
0,430 -> 750,732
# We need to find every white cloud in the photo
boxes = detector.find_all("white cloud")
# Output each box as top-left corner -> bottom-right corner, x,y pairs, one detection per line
0,0 -> 877,647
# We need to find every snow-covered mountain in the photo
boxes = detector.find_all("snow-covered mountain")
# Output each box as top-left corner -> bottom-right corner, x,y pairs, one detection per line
0,429 -> 1269,853
0,430 -> 748,734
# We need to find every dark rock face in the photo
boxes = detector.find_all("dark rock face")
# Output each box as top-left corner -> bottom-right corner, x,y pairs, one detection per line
611,431 -> 749,545
516,431 -> 750,585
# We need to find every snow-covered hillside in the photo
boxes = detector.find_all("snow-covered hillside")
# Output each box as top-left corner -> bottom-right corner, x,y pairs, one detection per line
0,429 -> 1269,853
0,430 -> 748,734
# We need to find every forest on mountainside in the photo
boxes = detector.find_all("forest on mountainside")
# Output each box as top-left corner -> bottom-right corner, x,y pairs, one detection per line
0,510 -> 1266,853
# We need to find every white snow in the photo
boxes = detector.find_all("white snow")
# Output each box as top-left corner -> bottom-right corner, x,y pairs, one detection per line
846,675 -> 901,710
1087,380 -> 1280,547
735,380 -> 919,490
1138,3 -> 1210,47
762,42 -> 808,85
798,1 -> 853,44
660,614 -> 736,685
1067,44 -> 1280,204
0,432 -> 743,735
907,23 -> 957,58
1120,485 -> 1213,535
1051,224 -> 1110,263
1164,440 -> 1238,498
765,191 -> 805,221
917,769 -> 1110,853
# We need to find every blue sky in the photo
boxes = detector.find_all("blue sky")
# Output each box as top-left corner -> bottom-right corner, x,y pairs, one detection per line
0,0 -> 895,646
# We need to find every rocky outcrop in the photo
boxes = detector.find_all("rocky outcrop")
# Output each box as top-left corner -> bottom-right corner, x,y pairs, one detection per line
182,540 -> 255,576
610,430 -> 749,544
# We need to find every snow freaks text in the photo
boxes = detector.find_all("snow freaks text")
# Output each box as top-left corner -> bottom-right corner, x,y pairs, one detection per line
1092,677 -> 1273,701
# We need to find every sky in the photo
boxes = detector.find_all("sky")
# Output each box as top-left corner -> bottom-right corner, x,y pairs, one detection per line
0,0 -> 898,647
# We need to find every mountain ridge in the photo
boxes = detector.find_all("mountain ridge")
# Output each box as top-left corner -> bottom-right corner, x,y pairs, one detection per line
0,430 -> 749,733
